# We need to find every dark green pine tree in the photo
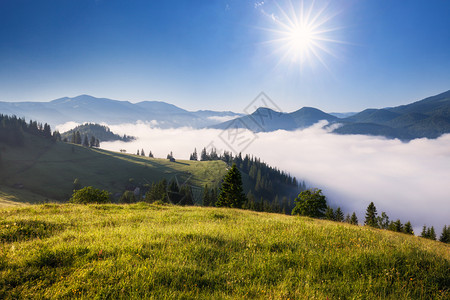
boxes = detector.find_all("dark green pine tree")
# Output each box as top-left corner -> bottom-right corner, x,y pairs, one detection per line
421,225 -> 428,238
82,134 -> 89,147
202,184 -> 211,206
389,219 -> 403,232
439,225 -> 450,243
216,164 -> 246,208
335,207 -> 344,222
403,221 -> 414,235
364,202 -> 378,228
427,226 -> 437,240
75,131 -> 82,144
325,206 -> 335,221
350,212 -> 358,225
141,149 -> 145,156
344,213 -> 351,223
90,135 -> 96,147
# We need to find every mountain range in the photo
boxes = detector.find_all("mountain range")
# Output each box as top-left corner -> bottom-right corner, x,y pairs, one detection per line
0,95 -> 243,129
1,90 -> 450,140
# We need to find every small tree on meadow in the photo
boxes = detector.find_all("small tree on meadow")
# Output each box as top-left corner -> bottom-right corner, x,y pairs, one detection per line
364,202 -> 378,228
325,206 -> 335,221
377,212 -> 390,229
291,189 -> 327,219
83,135 -> 89,147
70,186 -> 110,204
350,212 -> 358,225
216,164 -> 246,208
335,207 -> 344,222
403,221 -> 414,235
439,225 -> 450,243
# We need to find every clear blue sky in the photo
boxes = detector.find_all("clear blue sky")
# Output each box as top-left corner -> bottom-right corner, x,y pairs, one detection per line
1,0 -> 449,113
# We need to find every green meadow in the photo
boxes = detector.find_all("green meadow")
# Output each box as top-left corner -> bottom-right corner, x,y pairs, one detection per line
0,203 -> 448,299
0,135 -> 227,203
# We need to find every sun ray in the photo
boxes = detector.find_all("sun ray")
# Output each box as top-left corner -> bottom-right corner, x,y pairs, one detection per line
260,0 -> 345,71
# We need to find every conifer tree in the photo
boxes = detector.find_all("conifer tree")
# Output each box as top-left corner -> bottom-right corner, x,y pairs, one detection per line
216,164 -> 246,208
75,131 -> 82,144
148,151 -> 154,158
364,202 -> 378,228
202,184 -> 210,206
141,149 -> 145,156
403,221 -> 414,235
190,148 -> 198,161
90,136 -> 96,147
421,225 -> 427,238
200,147 -> 208,161
345,213 -> 351,223
325,206 -> 335,221
82,134 -> 89,147
350,212 -> 358,225
335,207 -> 344,222
377,212 -> 390,229
389,219 -> 403,232
439,225 -> 450,243
428,226 -> 437,240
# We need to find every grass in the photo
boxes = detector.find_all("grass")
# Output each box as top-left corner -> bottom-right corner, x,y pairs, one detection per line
0,203 -> 448,299
0,135 -> 228,202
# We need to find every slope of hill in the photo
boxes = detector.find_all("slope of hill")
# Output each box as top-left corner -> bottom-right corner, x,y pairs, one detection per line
338,90 -> 450,139
0,133 -> 228,202
0,204 -> 448,299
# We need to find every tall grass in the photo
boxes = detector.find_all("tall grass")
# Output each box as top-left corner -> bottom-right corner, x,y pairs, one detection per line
0,203 -> 448,299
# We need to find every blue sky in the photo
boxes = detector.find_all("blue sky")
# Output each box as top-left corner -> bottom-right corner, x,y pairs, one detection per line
0,0 -> 449,113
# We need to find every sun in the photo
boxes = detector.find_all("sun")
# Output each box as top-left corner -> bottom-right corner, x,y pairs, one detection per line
261,0 -> 343,69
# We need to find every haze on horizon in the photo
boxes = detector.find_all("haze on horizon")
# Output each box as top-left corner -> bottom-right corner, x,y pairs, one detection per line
1,0 -> 450,113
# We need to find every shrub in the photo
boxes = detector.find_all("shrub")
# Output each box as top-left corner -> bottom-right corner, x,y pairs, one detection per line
70,186 -> 110,204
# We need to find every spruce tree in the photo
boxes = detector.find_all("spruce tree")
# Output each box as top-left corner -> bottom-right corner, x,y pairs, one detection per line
90,136 -> 96,147
202,184 -> 211,206
325,206 -> 335,221
335,207 -> 344,222
350,212 -> 358,225
82,135 -> 89,147
421,225 -> 428,238
216,164 -> 246,208
403,221 -> 414,235
439,225 -> 450,243
75,131 -> 82,144
428,226 -> 437,240
141,149 -> 145,156
345,214 -> 351,223
364,202 -> 378,228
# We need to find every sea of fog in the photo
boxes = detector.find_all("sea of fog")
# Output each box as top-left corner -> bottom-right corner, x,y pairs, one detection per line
58,121 -> 450,235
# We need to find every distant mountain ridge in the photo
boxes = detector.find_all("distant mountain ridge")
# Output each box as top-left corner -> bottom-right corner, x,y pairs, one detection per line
0,95 -> 243,129
1,90 -> 450,140
212,90 -> 450,140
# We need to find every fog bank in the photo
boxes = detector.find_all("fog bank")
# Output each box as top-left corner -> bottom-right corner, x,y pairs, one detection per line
99,121 -> 450,234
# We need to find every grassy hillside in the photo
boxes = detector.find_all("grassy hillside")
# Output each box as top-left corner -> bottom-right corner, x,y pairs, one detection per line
0,134 -> 227,202
0,204 -> 448,299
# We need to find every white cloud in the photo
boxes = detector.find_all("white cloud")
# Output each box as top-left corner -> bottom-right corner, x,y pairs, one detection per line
100,121 -> 450,235
55,121 -> 80,133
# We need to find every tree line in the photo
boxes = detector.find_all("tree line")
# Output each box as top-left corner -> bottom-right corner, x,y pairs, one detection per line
290,189 -> 449,243
0,114 -> 61,146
